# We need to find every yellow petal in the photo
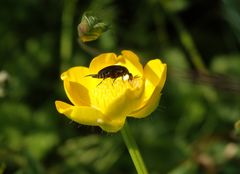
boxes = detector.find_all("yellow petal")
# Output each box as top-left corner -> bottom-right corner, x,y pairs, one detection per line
117,50 -> 143,76
144,59 -> 166,95
61,66 -> 99,106
55,101 -> 126,132
89,53 -> 118,74
99,117 -> 126,132
130,59 -> 166,117
89,51 -> 143,77
55,101 -> 103,126
61,66 -> 90,82
129,86 -> 162,118
63,81 -> 91,106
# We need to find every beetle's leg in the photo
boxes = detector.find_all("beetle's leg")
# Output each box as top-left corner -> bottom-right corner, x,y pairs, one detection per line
112,78 -> 117,86
97,79 -> 105,86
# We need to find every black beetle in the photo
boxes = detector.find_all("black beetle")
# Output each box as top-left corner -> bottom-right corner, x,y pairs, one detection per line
86,65 -> 133,86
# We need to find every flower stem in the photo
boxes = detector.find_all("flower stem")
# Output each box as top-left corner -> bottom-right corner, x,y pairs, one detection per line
121,121 -> 149,174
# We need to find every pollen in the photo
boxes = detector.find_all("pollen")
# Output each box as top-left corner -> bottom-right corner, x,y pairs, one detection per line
123,74 -> 130,81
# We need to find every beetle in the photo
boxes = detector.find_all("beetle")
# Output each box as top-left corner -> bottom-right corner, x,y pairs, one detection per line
85,65 -> 133,86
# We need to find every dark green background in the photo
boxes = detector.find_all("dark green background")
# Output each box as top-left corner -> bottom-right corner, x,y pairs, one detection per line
0,0 -> 240,173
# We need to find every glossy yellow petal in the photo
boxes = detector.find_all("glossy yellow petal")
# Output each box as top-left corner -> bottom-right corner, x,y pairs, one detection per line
61,66 -> 99,106
117,50 -> 143,76
61,66 -> 96,95
89,51 -> 143,77
99,117 -> 126,132
129,86 -> 162,118
55,101 -> 103,126
144,59 -> 166,98
89,53 -> 118,74
61,66 -> 90,82
130,59 -> 166,117
63,81 -> 90,106
55,101 -> 126,132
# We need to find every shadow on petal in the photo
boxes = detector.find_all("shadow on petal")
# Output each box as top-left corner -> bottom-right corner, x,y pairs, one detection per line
63,81 -> 91,106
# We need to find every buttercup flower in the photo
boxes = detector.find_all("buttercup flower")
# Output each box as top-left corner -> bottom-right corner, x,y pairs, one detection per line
55,50 -> 166,132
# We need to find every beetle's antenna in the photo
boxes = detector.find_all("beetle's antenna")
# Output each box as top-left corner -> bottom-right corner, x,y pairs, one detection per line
84,74 -> 98,78
134,75 -> 140,79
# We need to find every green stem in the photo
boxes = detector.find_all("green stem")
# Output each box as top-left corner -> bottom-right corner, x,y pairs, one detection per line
121,121 -> 149,174
78,40 -> 101,56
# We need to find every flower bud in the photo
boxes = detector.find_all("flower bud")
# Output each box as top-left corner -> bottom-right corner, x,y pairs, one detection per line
78,13 -> 109,42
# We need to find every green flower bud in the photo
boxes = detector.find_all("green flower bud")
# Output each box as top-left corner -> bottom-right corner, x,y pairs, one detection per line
78,13 -> 109,42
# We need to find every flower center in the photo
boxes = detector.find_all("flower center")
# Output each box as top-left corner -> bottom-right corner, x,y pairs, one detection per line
89,76 -> 144,115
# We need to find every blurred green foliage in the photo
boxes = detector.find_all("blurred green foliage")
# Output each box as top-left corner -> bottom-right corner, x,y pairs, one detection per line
0,0 -> 240,173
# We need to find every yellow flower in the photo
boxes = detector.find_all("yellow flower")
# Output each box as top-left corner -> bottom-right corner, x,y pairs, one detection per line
55,50 -> 167,132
